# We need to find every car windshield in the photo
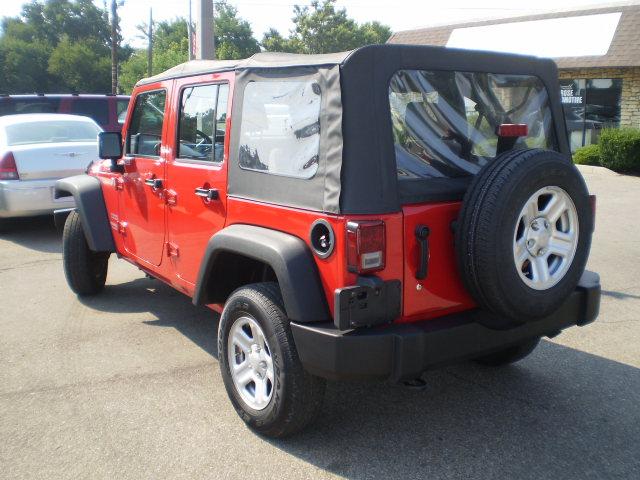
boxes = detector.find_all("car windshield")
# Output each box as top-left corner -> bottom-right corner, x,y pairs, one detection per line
5,120 -> 100,146
389,70 -> 556,180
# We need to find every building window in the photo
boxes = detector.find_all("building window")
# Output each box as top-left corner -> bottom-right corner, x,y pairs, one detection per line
560,78 -> 622,152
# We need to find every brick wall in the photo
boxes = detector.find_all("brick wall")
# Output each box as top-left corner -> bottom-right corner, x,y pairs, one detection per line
558,67 -> 640,128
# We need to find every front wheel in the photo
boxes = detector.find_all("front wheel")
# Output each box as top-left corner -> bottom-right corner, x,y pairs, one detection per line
62,210 -> 109,295
218,282 -> 325,438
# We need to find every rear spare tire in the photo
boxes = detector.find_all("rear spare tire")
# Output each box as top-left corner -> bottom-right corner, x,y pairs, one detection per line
455,149 -> 592,326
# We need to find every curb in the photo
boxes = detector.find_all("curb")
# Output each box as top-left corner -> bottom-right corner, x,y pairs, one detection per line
576,165 -> 619,176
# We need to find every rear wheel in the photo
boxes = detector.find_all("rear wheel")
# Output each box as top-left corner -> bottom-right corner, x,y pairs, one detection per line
62,210 -> 109,295
474,338 -> 541,366
218,282 -> 325,438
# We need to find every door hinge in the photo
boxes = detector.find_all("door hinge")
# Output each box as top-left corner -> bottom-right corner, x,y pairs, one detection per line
113,176 -> 124,191
166,242 -> 179,257
164,189 -> 177,206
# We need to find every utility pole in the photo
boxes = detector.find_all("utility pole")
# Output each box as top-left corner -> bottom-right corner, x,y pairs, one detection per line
195,0 -> 215,60
147,8 -> 153,77
110,0 -> 118,93
188,0 -> 194,60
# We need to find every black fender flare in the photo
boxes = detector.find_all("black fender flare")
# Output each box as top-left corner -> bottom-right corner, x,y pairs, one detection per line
193,224 -> 330,323
55,175 -> 116,253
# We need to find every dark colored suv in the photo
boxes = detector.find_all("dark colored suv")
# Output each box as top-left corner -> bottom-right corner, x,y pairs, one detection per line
0,94 -> 130,132
56,45 -> 600,438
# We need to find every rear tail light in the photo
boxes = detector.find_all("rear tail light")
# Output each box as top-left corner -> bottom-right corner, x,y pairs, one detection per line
346,220 -> 385,274
0,151 -> 19,180
496,123 -> 528,137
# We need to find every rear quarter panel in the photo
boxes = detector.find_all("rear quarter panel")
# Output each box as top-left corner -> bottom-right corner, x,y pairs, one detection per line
226,197 -> 404,319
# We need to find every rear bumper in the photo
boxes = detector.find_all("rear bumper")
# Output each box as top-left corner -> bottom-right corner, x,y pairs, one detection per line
0,179 -> 74,218
291,271 -> 601,381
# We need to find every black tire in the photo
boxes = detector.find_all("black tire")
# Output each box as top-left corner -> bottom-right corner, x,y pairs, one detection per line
474,338 -> 541,366
62,210 -> 109,295
455,149 -> 593,326
218,282 -> 325,438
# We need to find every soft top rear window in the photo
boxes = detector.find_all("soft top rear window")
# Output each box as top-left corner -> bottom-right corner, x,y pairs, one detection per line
389,70 -> 556,182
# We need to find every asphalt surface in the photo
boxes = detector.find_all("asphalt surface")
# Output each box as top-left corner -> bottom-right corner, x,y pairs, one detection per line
1,166 -> 639,480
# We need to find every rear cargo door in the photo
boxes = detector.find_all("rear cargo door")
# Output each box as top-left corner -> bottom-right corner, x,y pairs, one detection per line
389,69 -> 558,320
402,203 -> 474,319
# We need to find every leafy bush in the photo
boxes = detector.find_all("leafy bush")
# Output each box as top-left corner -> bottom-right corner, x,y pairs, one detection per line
598,128 -> 640,173
573,144 -> 601,166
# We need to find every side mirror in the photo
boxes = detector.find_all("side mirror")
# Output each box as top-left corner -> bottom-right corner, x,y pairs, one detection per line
98,131 -> 124,173
98,131 -> 123,159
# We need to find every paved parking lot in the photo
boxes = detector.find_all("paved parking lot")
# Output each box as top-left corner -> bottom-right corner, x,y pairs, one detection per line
1,166 -> 639,480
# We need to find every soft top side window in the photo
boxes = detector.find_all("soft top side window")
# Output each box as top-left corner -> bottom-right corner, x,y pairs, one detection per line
126,90 -> 166,157
238,80 -> 321,179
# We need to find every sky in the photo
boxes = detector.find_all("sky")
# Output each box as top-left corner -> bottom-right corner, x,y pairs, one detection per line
0,0 -> 628,48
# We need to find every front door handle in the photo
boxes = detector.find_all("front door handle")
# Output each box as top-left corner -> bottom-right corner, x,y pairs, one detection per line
144,178 -> 163,189
415,225 -> 430,280
194,187 -> 219,200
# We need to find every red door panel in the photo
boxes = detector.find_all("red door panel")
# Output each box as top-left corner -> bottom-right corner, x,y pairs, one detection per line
166,73 -> 234,287
401,202 -> 475,322
119,87 -> 170,267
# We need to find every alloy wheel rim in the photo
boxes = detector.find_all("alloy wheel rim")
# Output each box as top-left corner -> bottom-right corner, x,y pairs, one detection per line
513,186 -> 579,291
227,315 -> 274,411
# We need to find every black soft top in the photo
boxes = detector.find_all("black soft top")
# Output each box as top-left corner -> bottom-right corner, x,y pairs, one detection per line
136,51 -> 354,86
141,45 -> 568,215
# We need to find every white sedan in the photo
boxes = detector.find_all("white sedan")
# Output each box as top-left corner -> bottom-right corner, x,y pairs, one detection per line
0,114 -> 101,221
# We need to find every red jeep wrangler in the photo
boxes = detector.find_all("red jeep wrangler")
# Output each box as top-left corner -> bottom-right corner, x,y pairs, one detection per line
56,45 -> 600,438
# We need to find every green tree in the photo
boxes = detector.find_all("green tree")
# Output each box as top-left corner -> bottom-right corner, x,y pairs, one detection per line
0,0 -> 121,93
0,36 -> 52,93
120,18 -> 190,93
120,4 -> 260,92
48,36 -> 111,92
261,0 -> 392,54
261,28 -> 302,54
214,1 -> 260,60
356,21 -> 393,46
19,0 -> 111,46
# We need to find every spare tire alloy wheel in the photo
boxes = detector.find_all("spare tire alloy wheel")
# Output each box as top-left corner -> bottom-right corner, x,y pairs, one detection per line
455,148 -> 592,326
513,186 -> 579,290
227,316 -> 274,410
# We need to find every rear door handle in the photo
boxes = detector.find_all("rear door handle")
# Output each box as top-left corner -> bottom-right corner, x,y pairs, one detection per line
194,187 -> 219,200
144,178 -> 163,189
415,225 -> 430,280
